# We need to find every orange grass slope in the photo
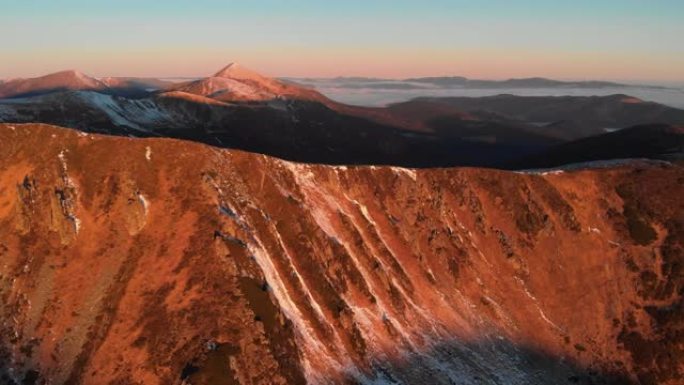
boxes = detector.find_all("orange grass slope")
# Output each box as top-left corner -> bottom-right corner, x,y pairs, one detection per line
0,123 -> 682,385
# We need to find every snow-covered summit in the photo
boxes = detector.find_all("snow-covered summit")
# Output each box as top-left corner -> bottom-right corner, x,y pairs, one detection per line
213,62 -> 271,82
168,63 -> 324,103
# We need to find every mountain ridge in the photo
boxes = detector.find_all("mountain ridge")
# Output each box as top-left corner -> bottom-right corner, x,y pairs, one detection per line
0,122 -> 681,384
1,66 -> 683,169
0,70 -> 108,98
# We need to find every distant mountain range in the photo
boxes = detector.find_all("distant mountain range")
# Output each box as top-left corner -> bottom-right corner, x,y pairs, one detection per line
1,64 -> 683,385
389,94 -> 684,139
403,76 -> 672,89
1,72 -> 678,94
288,76 -> 677,91
1,64 -> 682,168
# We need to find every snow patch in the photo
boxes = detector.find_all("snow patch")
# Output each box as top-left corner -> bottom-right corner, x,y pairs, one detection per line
281,161 -> 424,351
514,277 -> 564,333
58,150 -> 69,173
73,217 -> 82,233
517,169 -> 565,176
390,167 -> 417,181
57,149 -> 81,234
245,226 -> 346,384
137,192 -> 149,215
77,91 -> 168,132
80,92 -> 136,128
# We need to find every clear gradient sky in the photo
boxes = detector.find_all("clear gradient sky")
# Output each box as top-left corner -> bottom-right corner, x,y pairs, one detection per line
1,0 -> 683,81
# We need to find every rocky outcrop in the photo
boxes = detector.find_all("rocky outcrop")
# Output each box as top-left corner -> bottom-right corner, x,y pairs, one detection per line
0,124 -> 681,385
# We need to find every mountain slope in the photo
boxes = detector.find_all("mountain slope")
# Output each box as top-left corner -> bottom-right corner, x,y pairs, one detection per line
0,70 -> 108,99
390,94 -> 684,139
0,123 -> 682,385
520,124 -> 684,169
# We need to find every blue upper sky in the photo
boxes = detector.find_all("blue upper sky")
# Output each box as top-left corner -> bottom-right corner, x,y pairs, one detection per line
1,0 -> 682,81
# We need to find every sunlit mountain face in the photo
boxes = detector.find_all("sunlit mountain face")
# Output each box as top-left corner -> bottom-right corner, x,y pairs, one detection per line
1,122 -> 682,385
1,1 -> 683,384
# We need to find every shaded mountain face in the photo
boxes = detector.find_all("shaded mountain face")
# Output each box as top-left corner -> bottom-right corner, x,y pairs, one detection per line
0,123 -> 682,385
1,65 -> 683,169
389,94 -> 684,140
98,77 -> 176,98
519,124 -> 684,169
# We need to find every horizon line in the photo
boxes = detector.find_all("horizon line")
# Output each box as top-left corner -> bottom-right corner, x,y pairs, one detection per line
2,67 -> 683,87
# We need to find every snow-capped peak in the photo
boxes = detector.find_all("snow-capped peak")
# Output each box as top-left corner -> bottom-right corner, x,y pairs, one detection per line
213,62 -> 272,83
163,62 -> 325,103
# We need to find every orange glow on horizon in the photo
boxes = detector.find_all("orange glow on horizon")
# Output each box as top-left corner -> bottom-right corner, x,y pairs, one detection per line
2,47 -> 683,83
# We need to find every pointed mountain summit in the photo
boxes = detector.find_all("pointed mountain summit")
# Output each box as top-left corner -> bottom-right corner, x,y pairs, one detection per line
168,63 -> 326,103
213,62 -> 272,83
